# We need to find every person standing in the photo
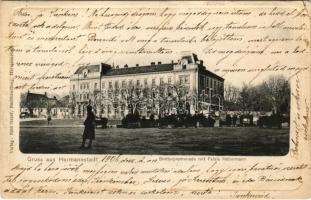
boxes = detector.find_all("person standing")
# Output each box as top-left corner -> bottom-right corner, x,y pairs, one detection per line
47,113 -> 51,125
80,105 -> 95,149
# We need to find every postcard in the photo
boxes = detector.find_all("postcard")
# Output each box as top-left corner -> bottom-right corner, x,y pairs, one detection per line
0,1 -> 310,199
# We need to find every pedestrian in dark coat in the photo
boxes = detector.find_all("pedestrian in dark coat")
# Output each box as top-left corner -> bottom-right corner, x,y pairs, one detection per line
80,105 -> 95,149
47,113 -> 51,125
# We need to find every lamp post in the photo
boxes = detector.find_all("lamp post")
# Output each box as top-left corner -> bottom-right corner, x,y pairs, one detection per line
209,88 -> 214,114
212,94 -> 222,111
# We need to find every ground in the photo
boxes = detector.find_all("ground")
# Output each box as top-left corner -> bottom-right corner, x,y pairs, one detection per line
20,119 -> 289,155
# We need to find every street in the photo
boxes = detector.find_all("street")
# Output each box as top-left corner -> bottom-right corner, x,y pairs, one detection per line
20,121 -> 289,155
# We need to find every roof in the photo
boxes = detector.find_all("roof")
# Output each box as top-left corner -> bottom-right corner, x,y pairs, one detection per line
199,67 -> 224,81
73,61 -> 224,81
26,92 -> 49,102
74,64 -> 100,74
103,63 -> 176,76
25,92 -> 65,107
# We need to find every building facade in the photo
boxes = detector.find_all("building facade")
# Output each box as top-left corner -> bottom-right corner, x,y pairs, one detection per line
20,91 -> 69,119
69,53 -> 224,119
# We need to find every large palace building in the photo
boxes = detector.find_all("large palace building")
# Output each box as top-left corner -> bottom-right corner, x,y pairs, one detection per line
69,53 -> 224,119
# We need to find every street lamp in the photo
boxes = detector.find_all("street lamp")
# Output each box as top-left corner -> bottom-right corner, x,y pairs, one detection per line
212,94 -> 223,111
208,88 -> 214,114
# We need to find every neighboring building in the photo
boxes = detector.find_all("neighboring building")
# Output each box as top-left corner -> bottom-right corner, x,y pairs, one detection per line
69,53 -> 224,119
20,91 -> 69,118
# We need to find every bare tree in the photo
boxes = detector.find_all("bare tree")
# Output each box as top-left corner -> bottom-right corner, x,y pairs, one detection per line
236,75 -> 290,113
224,83 -> 240,111
262,75 -> 290,113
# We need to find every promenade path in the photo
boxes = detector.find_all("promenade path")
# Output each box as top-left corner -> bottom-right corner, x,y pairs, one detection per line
20,119 -> 289,155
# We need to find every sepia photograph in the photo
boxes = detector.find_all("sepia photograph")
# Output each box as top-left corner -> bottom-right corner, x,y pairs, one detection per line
19,52 -> 290,155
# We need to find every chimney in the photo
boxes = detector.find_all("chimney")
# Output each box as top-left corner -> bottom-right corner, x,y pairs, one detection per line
151,62 -> 155,65
158,61 -> 162,65
124,64 -> 128,68
44,92 -> 47,96
136,64 -> 139,67
171,60 -> 174,64
54,96 -> 56,99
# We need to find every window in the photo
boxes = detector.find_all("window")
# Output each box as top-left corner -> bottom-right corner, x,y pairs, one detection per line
73,84 -> 75,90
94,83 -> 98,89
102,82 -> 105,88
136,80 -> 140,86
179,75 -> 190,84
185,75 -> 190,84
80,84 -> 82,90
129,80 -> 133,86
109,81 -> 112,88
80,94 -> 82,100
115,90 -> 120,97
168,77 -> 172,84
144,78 -> 148,86
152,78 -> 156,86
86,83 -> 89,89
108,105 -> 111,114
122,80 -> 126,88
200,76 -> 204,86
160,78 -> 164,85
179,75 -> 184,84
86,94 -> 89,99
115,81 -> 119,88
